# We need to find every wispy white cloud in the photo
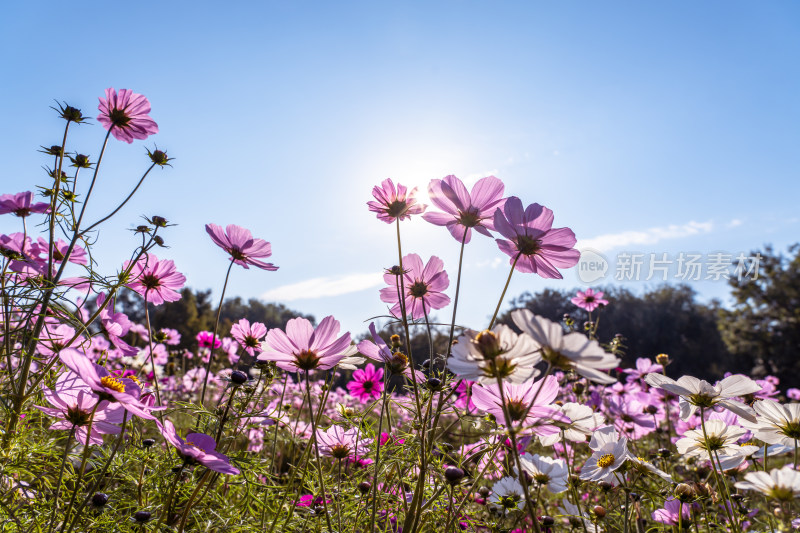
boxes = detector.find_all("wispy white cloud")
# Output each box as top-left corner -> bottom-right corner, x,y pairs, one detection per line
577,221 -> 714,253
262,272 -> 383,301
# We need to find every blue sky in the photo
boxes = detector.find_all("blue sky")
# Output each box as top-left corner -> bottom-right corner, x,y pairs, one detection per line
2,1 -> 799,336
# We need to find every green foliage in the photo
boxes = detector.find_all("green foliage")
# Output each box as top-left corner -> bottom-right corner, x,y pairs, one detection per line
718,244 -> 800,385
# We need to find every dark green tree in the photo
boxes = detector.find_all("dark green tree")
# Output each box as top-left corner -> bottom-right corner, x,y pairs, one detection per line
718,244 -> 800,385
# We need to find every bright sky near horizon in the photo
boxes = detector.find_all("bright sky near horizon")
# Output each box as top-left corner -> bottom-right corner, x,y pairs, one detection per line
1,1 -> 799,337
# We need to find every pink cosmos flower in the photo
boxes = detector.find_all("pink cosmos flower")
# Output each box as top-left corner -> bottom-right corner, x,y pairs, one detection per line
0,191 -> 51,217
258,316 -> 352,372
471,376 -> 563,435
196,330 -> 222,349
96,293 -> 138,357
347,363 -> 384,402
58,348 -> 162,420
379,253 -> 450,320
34,373 -> 125,445
231,318 -> 267,356
493,197 -> 580,278
652,498 -> 692,526
37,237 -> 87,266
357,322 -> 425,381
570,288 -> 608,312
422,175 -> 506,243
124,255 -> 186,305
97,88 -> 159,143
787,388 -> 800,401
316,425 -> 369,459
205,223 -> 278,271
158,419 -> 239,475
158,328 -> 181,346
367,178 -> 426,223
623,357 -> 663,382
37,323 -> 81,357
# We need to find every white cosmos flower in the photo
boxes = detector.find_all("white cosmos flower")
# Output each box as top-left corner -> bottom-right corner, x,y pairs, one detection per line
517,453 -> 569,493
490,476 -> 525,511
539,402 -> 606,446
336,344 -> 365,370
644,373 -> 760,422
448,324 -> 541,384
675,419 -> 757,464
511,310 -> 620,384
580,426 -> 631,483
739,399 -> 800,447
559,501 -> 601,533
734,466 -> 800,501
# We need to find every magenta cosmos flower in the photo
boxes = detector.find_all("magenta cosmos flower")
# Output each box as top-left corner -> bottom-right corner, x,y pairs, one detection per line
206,223 -> 278,271
35,373 -> 125,445
493,197 -> 580,279
231,318 -> 267,356
258,316 -> 352,372
379,253 -> 450,320
196,330 -> 222,349
0,191 -> 51,218
124,254 -> 186,305
570,288 -> 608,312
97,88 -> 158,143
422,175 -> 506,243
58,348 -> 162,420
347,363 -> 384,402
158,420 -> 239,475
367,178 -> 426,223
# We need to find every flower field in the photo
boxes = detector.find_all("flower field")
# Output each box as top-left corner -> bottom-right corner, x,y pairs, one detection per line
0,89 -> 798,533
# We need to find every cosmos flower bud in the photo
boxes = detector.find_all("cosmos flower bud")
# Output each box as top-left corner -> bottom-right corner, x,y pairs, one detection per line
478,486 -> 491,498
658,448 -> 671,458
230,370 -> 248,385
645,405 -> 658,415
149,215 -> 168,227
70,154 -> 92,168
142,438 -> 155,448
656,353 -> 670,365
445,466 -> 465,485
358,481 -> 371,494
153,235 -> 166,247
540,516 -> 555,526
427,377 -> 442,390
422,359 -> 431,369
387,351 -> 408,374
147,147 -> 172,166
41,145 -> 63,156
133,511 -> 152,523
593,505 -> 606,519
389,334 -> 401,349
54,102 -> 85,123
91,493 -> 109,508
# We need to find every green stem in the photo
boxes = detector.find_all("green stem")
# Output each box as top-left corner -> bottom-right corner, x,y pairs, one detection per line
489,253 -> 521,329
199,260 -> 235,407
46,427 -> 75,533
304,373 -> 334,533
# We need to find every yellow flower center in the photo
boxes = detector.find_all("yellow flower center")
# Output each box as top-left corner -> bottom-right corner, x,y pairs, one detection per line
100,376 -> 126,393
597,453 -> 616,468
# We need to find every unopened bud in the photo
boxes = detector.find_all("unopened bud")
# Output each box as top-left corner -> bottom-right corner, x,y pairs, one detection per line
656,353 -> 670,366
593,505 -> 606,519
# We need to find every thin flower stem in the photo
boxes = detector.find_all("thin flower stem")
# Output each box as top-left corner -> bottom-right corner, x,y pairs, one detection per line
494,375 -> 542,533
47,120 -> 71,286
199,260 -> 235,407
304,372 -> 335,533
369,367 -> 390,532
442,441 -> 503,532
336,459 -> 343,533
489,253 -> 521,329
65,412 -> 129,533
81,163 -> 157,234
443,232 -> 468,369
57,402 -> 101,533
46,427 -> 75,533
699,406 -> 739,533
215,387 -> 237,443
268,372 -> 289,476
177,469 -> 212,533
155,463 -> 186,530
142,293 -> 164,422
